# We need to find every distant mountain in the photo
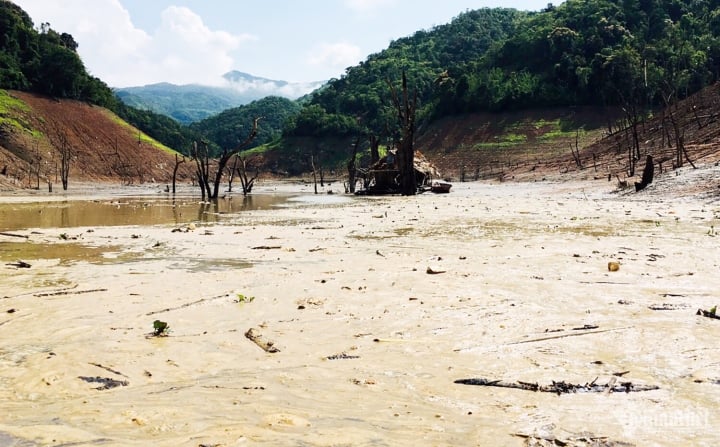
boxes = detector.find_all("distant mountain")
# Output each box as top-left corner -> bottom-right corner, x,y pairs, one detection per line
114,72 -> 325,124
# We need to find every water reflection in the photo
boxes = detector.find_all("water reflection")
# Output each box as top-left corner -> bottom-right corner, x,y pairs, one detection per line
0,194 -> 291,231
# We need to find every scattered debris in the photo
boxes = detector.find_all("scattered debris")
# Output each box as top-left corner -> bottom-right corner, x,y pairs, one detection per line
0,231 -> 28,239
607,261 -> 620,272
245,327 -> 280,353
252,245 -> 282,250
426,266 -> 446,274
455,377 -> 659,394
6,260 -> 31,268
326,352 -> 360,360
649,303 -> 690,311
697,306 -> 720,320
33,288 -> 107,297
78,376 -> 129,390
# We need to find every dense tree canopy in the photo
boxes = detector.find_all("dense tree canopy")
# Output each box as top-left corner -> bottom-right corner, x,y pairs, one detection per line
190,96 -> 301,150
291,0 -> 720,140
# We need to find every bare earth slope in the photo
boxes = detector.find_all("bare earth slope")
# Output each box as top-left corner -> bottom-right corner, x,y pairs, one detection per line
0,91 -> 192,191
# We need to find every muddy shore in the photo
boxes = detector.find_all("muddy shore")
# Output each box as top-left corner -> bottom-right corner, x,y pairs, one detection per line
1,174 -> 719,446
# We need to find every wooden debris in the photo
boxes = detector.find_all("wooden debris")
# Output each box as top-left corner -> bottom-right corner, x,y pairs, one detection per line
34,288 -> 107,297
508,326 -> 629,345
6,260 -> 31,268
245,328 -> 280,353
89,362 -> 128,378
326,352 -> 360,360
78,376 -> 129,390
0,232 -> 29,239
455,377 -> 658,394
146,291 -> 232,316
426,266 -> 446,274
696,308 -> 720,320
252,245 -> 282,250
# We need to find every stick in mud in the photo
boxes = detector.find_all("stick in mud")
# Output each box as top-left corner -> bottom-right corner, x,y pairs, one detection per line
454,377 -> 659,394
245,328 -> 280,353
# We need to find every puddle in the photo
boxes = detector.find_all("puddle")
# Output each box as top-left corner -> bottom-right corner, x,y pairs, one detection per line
0,194 -> 293,231
0,240 -> 129,266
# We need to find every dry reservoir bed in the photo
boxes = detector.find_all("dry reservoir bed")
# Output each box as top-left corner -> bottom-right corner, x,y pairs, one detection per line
1,180 -> 719,446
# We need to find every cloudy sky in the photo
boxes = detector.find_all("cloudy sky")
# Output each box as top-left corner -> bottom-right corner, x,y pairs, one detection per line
13,0 -> 563,88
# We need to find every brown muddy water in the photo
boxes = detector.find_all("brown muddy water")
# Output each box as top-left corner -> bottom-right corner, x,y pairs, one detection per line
0,194 -> 292,232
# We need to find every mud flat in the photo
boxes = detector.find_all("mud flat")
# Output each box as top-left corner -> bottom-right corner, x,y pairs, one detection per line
1,178 -> 719,446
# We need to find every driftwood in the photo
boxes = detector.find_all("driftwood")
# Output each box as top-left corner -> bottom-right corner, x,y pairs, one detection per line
455,377 -> 658,394
78,376 -> 129,390
696,308 -> 720,320
6,260 -> 31,268
146,291 -> 232,316
326,352 -> 360,360
34,288 -> 107,297
0,232 -> 29,239
245,328 -> 280,353
508,326 -> 629,345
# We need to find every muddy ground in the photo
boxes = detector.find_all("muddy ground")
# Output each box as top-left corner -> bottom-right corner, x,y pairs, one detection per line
1,169 -> 719,447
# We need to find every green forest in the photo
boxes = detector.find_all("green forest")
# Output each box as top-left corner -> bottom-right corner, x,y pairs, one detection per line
2,0 -> 720,163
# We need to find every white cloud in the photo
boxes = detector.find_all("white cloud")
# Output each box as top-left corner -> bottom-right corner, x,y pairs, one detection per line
13,0 -> 256,87
307,42 -> 363,76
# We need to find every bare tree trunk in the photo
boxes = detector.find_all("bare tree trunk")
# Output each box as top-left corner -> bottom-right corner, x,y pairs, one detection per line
237,155 -> 259,196
311,154 -> 318,194
387,71 -> 418,196
634,154 -> 654,192
347,137 -> 360,193
172,153 -> 185,194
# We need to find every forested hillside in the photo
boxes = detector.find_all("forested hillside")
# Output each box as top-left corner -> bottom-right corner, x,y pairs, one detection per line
2,0 -> 720,186
291,0 -> 720,139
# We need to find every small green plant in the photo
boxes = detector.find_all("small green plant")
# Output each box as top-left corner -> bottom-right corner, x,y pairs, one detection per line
710,306 -> 717,316
235,294 -> 255,303
152,320 -> 170,336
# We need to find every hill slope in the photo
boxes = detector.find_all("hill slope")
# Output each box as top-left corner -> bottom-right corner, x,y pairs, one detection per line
115,72 -> 324,124
0,90 -> 191,190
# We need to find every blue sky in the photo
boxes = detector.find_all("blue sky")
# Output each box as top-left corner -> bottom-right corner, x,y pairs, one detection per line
13,0 -> 563,88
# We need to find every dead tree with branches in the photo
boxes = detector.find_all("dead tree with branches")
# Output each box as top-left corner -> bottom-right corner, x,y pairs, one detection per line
191,117 -> 260,200
237,155 -> 259,196
387,71 -> 418,196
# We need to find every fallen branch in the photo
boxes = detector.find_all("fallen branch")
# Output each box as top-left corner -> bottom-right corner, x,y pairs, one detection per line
508,327 -> 630,345
251,245 -> 282,250
0,232 -> 29,239
455,377 -> 659,394
697,308 -> 720,320
146,291 -> 232,316
6,260 -> 31,268
89,362 -> 128,378
245,327 -> 280,353
3,284 -> 79,299
78,376 -> 129,390
34,288 -> 107,297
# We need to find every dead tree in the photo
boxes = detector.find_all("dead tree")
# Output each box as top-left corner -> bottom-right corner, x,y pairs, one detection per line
191,140 -> 212,201
387,71 -> 418,196
634,154 -> 654,192
346,136 -> 360,193
237,155 -> 259,196
59,132 -> 72,190
311,154 -> 319,194
192,118 -> 260,200
171,153 -> 185,194
570,131 -> 583,170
